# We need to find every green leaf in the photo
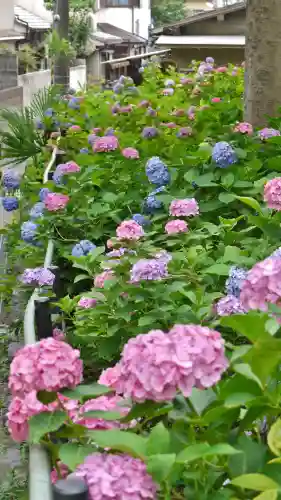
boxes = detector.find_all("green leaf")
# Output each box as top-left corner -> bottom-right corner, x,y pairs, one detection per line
88,430 -> 147,459
224,392 -> 257,408
59,443 -> 97,471
62,383 -> 112,402
188,388 -> 216,415
268,418 -> 281,456
231,474 -> 279,492
235,196 -> 262,213
228,435 -> 267,477
83,410 -> 123,421
176,443 -> 240,464
220,312 -> 270,342
254,491 -> 278,500
205,264 -> 230,276
37,391 -> 58,404
230,345 -> 252,363
147,454 -> 176,483
146,423 -> 170,456
246,338 -> 281,383
29,411 -> 67,443
193,173 -> 217,187
74,274 -> 90,284
222,246 -> 243,263
122,401 -> 173,423
219,193 -> 236,204
233,363 -> 263,390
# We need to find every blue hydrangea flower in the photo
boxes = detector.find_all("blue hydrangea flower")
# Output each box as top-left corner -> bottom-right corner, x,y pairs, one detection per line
165,78 -> 175,87
212,141 -> 237,168
53,165 -> 65,186
44,108 -> 53,117
30,202 -> 45,219
146,157 -> 170,187
225,266 -> 248,298
2,196 -> 19,212
68,98 -> 80,110
2,170 -> 21,190
132,214 -> 151,227
21,221 -> 38,243
113,83 -> 124,94
143,187 -> 165,214
104,128 -> 115,136
35,119 -> 44,130
142,127 -> 159,139
72,240 -> 96,257
271,247 -> 281,259
39,188 -> 51,202
80,148 -> 89,154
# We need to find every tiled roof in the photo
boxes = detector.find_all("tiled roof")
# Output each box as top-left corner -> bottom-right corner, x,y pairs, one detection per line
15,5 -> 51,30
97,23 -> 146,44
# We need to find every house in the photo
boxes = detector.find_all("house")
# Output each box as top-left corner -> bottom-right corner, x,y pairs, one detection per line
95,0 -> 151,41
184,0 -> 213,15
153,1 -> 246,67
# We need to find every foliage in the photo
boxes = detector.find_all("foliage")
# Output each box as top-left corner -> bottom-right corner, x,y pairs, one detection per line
151,0 -> 186,27
46,31 -> 76,61
5,59 -> 281,498
17,45 -> 38,73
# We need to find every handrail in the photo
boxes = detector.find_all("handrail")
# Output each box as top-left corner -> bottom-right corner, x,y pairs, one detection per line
24,146 -> 58,500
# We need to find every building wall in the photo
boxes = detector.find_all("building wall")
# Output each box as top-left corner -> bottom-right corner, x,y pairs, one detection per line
95,0 -> 151,39
0,0 -> 15,31
185,0 -> 212,11
171,46 -> 244,67
16,0 -> 52,21
182,10 -> 245,35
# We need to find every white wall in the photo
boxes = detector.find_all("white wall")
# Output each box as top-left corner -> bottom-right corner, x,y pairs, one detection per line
0,0 -> 15,31
185,0 -> 212,10
18,66 -> 87,106
16,0 -> 52,21
95,0 -> 151,40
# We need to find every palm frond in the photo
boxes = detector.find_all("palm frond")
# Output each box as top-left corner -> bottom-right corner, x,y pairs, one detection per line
29,85 -> 60,119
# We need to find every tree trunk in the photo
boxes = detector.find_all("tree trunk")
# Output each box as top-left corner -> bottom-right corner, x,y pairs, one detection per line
53,0 -> 70,90
244,0 -> 281,127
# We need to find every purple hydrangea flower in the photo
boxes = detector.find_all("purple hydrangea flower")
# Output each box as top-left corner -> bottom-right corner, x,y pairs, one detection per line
206,56 -> 214,64
72,240 -> 96,257
142,127 -> 159,139
39,188 -> 51,202
119,75 -> 126,84
105,128 -> 115,136
271,247 -> 281,259
37,268 -> 55,286
146,107 -> 157,117
2,196 -> 19,212
2,170 -> 21,190
35,119 -> 44,130
132,214 -> 151,227
177,127 -> 192,138
80,148 -> 89,154
88,134 -> 97,146
21,221 -> 38,243
143,186 -> 165,214
212,141 -> 237,168
130,258 -> 169,283
146,157 -> 170,186
68,98 -> 80,110
20,268 -> 42,285
225,266 -> 248,298
30,202 -> 45,219
217,295 -> 245,316
53,165 -> 65,185
165,79 -> 175,87
258,128 -> 281,140
113,83 -> 124,94
163,88 -> 174,96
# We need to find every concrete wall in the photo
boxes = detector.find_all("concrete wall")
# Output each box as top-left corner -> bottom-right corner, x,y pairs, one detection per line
171,47 -> 244,67
18,65 -> 87,106
95,0 -> 151,39
0,0 -> 15,31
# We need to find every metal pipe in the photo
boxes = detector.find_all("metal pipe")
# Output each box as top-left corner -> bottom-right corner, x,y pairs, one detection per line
24,148 -> 58,500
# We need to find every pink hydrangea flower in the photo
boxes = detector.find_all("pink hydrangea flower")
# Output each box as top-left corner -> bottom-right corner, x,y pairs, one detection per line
74,453 -> 158,500
130,258 -> 169,283
44,193 -> 70,211
217,66 -> 227,73
53,328 -> 66,341
234,122 -> 253,135
169,198 -> 199,217
216,295 -> 246,316
119,105 -> 133,114
122,147 -> 139,159
180,77 -> 194,85
69,125 -> 81,132
99,365 -> 121,388
78,297 -> 97,309
51,462 -> 69,484
173,108 -> 185,116
103,326 -> 228,402
93,136 -> 119,152
165,219 -> 189,235
94,270 -> 115,288
74,395 -> 130,430
116,220 -> 144,241
62,161 -> 80,173
264,177 -> 281,210
92,127 -> 102,134
240,257 -> 281,312
9,338 -> 83,397
211,97 -> 221,103
258,128 -> 281,140
161,122 -> 177,128
7,391 -> 45,442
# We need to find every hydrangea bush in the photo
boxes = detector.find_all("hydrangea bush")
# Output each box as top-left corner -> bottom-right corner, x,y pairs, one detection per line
4,58 -> 281,499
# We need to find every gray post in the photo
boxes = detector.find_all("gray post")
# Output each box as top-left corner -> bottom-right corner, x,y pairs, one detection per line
53,479 -> 89,500
53,0 -> 70,90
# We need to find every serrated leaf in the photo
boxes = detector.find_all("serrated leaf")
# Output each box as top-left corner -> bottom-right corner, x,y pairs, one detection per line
59,443 -> 97,471
29,411 -> 67,443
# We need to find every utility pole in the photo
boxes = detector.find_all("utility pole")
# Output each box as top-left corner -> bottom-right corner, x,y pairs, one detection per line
53,0 -> 70,90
